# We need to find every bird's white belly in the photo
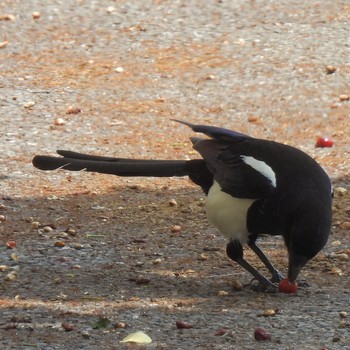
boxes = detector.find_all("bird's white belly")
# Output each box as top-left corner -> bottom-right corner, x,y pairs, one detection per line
205,181 -> 256,244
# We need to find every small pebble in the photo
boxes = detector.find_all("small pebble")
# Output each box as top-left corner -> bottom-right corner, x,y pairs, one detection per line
106,6 -> 115,13
0,215 -> 6,221
43,226 -> 53,233
54,241 -> 66,247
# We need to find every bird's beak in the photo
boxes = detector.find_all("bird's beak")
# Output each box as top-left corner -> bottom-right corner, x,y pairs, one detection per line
288,254 -> 308,283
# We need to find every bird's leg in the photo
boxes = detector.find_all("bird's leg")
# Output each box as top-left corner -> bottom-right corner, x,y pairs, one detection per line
248,240 -> 284,283
226,240 -> 278,293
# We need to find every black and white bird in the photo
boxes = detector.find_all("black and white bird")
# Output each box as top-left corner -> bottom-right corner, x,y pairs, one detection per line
32,120 -> 333,292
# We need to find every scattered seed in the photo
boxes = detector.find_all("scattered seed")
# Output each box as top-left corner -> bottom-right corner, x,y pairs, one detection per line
66,226 -> 77,236
232,280 -> 243,291
254,327 -> 271,341
176,320 -> 193,329
5,271 -> 17,281
57,232 -> 68,238
114,322 -> 126,329
332,334 -> 341,342
135,277 -> 150,285
61,322 -> 75,332
32,12 -> 41,19
43,226 -> 53,233
171,225 -> 181,233
54,241 -> 65,247
72,243 -> 83,250
340,221 -> 350,230
53,117 -> 66,125
2,323 -> 17,330
106,6 -> 115,13
199,253 -> 208,261
248,115 -> 260,123
339,94 -> 350,101
24,101 -> 35,108
31,221 -> 40,229
329,267 -> 343,275
334,187 -> 347,196
325,65 -> 337,74
0,265 -> 9,271
339,311 -> 348,319
0,40 -> 9,49
168,198 -> 177,206
217,290 -> 229,296
153,258 -> 162,265
262,309 -> 276,317
66,106 -> 81,114
0,14 -> 16,21
115,66 -> 124,73
214,327 -> 231,336
11,253 -> 19,262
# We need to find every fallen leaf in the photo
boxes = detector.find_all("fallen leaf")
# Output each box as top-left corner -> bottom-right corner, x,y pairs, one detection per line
120,331 -> 152,344
92,317 -> 110,329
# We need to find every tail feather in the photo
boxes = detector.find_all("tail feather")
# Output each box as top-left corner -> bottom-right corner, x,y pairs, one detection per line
33,155 -> 189,177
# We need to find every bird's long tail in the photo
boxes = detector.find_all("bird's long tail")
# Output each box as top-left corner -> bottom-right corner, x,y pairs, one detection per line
32,150 -> 212,192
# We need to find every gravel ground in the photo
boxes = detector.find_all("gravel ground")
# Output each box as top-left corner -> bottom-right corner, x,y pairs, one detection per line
1,1 -> 350,349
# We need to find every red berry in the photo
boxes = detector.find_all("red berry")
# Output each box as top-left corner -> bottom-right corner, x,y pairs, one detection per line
316,137 -> 333,148
278,278 -> 298,294
254,327 -> 271,341
6,240 -> 17,249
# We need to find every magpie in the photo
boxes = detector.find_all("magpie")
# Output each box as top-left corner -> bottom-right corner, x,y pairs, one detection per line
32,120 -> 333,292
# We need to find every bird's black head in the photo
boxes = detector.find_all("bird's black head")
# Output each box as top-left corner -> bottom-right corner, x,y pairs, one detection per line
285,202 -> 332,283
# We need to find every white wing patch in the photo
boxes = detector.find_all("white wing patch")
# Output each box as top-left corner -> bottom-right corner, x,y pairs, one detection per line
241,156 -> 276,188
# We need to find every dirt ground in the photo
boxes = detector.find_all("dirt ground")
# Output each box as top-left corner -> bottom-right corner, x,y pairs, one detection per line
1,1 -> 350,349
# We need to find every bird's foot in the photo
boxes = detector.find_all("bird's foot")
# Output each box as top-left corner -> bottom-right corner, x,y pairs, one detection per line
247,278 -> 278,293
270,270 -> 284,284
296,279 -> 310,288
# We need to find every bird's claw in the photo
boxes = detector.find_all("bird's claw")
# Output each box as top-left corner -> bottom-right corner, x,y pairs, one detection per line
247,277 -> 278,293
